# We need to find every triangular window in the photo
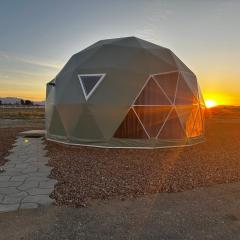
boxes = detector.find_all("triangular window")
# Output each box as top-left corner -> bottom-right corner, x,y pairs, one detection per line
158,108 -> 187,139
134,77 -> 171,105
190,108 -> 203,137
134,106 -> 171,137
113,108 -> 149,139
198,85 -> 205,106
175,73 -> 198,105
175,106 -> 198,137
78,73 -> 105,100
153,72 -> 178,104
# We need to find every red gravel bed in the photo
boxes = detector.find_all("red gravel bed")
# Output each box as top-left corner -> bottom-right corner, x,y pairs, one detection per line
46,115 -> 240,207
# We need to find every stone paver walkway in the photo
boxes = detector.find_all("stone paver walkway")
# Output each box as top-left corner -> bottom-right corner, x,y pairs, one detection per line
0,137 -> 57,212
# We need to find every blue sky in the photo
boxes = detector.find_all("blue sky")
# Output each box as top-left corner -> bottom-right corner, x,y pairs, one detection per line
0,0 -> 240,104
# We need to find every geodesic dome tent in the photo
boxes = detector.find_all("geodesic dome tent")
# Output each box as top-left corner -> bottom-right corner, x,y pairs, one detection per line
46,37 -> 205,148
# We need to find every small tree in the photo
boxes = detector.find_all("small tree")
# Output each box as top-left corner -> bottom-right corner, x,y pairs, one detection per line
20,99 -> 25,105
25,100 -> 33,106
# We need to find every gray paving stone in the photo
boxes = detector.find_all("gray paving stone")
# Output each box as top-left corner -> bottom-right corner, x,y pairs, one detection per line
38,165 -> 52,171
41,169 -> 52,173
18,181 -> 39,191
0,136 -> 57,212
4,162 -> 16,168
22,195 -> 54,205
27,172 -> 50,177
0,187 -> 20,195
39,180 -> 57,189
30,162 -> 46,167
22,160 -> 35,163
2,192 -> 28,204
26,188 -> 52,196
0,173 -> 9,177
20,202 -> 38,210
2,169 -> 24,176
14,163 -> 30,169
33,159 -> 49,164
35,159 -> 49,164
0,176 -> 10,181
21,167 -> 38,174
38,161 -> 49,165
27,176 -> 50,182
0,194 -> 4,201
0,204 -> 19,212
0,181 -> 22,188
10,175 -> 29,182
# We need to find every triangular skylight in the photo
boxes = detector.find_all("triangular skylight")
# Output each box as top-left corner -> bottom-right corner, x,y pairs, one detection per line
78,73 -> 106,100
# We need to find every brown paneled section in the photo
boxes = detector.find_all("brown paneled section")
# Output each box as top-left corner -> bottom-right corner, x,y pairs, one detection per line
158,108 -> 187,139
114,108 -> 148,139
134,106 -> 171,137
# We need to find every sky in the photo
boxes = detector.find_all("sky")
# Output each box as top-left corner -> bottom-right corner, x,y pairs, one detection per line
0,0 -> 240,105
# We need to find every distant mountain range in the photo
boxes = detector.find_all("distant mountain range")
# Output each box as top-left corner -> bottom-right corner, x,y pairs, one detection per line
0,97 -> 45,106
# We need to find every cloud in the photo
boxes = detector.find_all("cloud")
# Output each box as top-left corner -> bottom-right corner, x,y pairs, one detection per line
0,51 -> 62,70
0,69 -> 54,78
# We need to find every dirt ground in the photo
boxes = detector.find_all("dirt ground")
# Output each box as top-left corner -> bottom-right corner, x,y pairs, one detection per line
45,106 -> 240,207
0,181 -> 240,240
0,106 -> 44,119
1,106 -> 240,239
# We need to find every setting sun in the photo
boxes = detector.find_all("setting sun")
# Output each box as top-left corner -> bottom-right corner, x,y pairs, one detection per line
205,100 -> 217,108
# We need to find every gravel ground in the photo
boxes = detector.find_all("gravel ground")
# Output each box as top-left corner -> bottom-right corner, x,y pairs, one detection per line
46,114 -> 240,207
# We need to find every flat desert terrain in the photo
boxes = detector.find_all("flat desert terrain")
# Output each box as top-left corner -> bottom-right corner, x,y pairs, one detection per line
1,106 -> 240,239
1,106 -> 240,206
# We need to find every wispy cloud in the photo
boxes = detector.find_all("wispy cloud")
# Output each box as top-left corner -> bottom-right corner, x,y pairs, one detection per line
0,51 -> 63,70
0,69 -> 54,78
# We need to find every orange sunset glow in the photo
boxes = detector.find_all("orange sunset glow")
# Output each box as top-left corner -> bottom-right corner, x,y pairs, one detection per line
205,100 -> 217,108
1,2 -> 240,238
0,1 -> 240,106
